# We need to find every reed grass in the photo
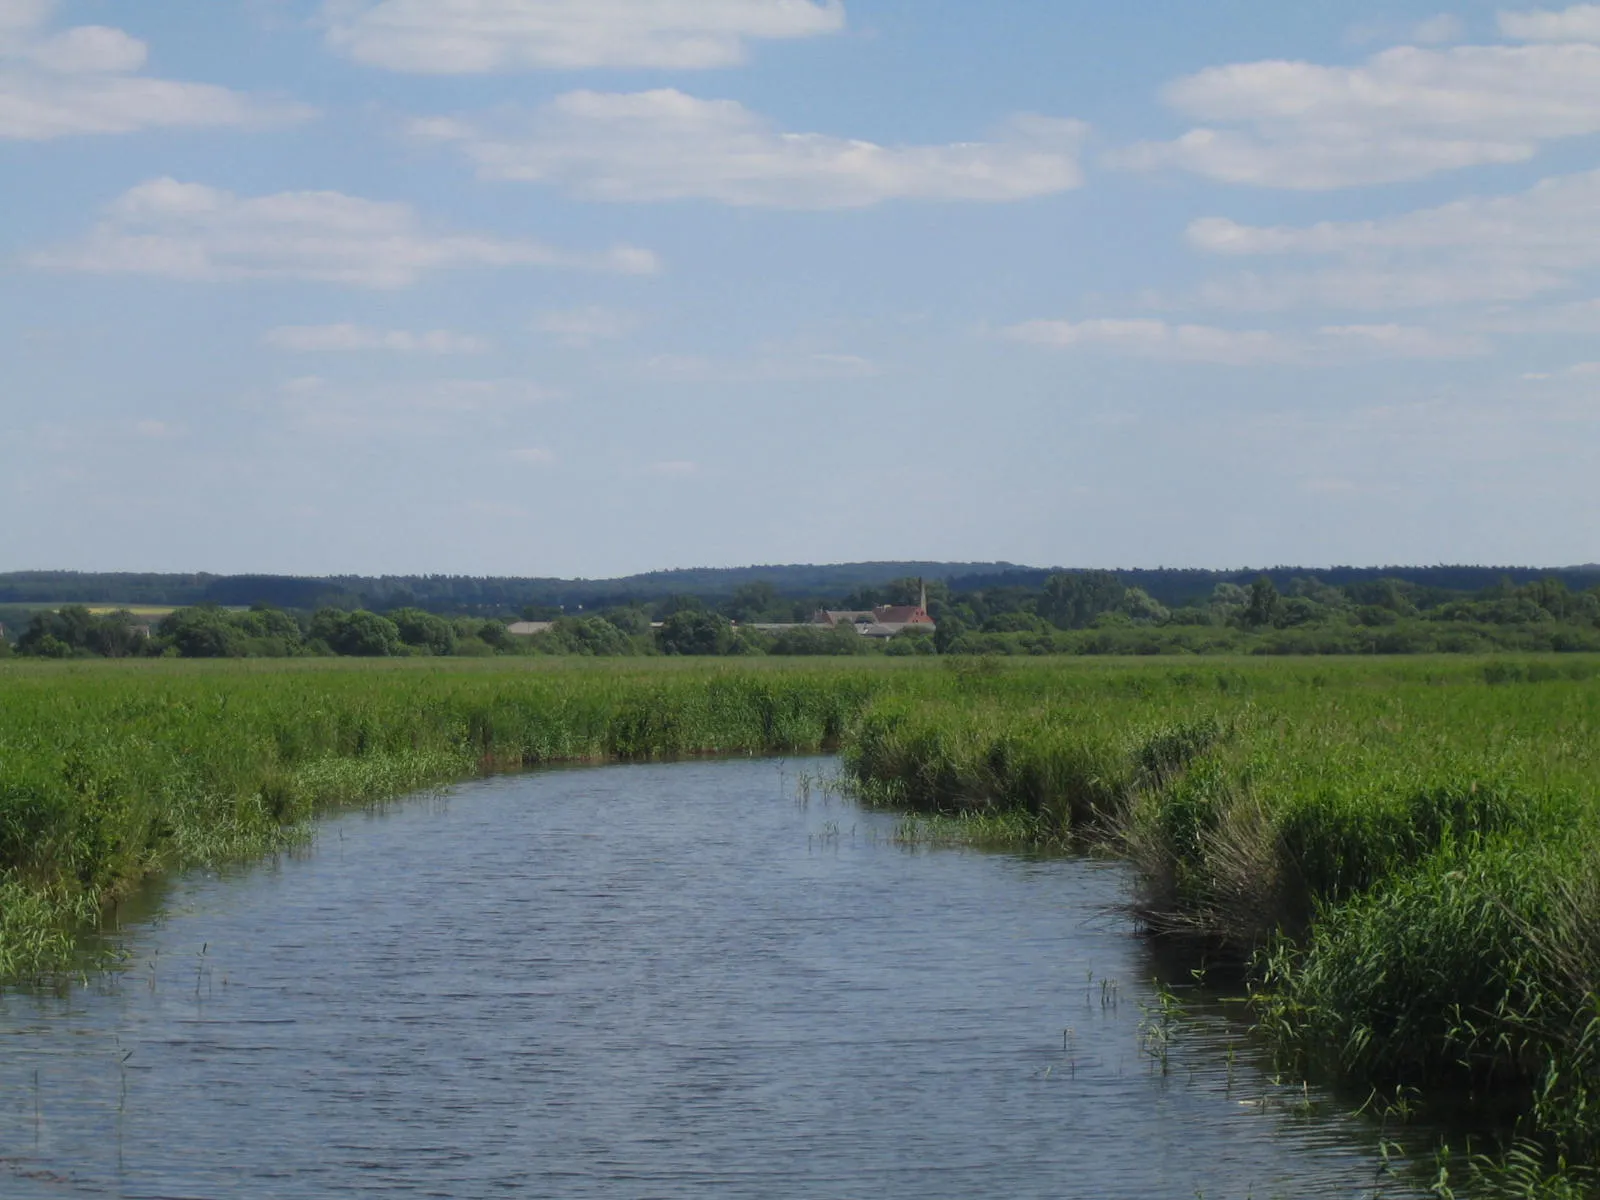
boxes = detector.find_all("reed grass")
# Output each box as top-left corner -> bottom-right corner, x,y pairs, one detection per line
835,654 -> 1600,1183
4,652 -> 1600,1184
0,657 -> 878,979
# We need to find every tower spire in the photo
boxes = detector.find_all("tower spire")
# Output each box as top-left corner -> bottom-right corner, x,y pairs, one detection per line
919,577 -> 927,612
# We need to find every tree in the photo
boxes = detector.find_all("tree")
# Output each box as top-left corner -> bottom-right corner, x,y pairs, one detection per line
543,616 -> 634,656
1288,576 -> 1347,608
983,612 -> 1049,634
28,634 -> 71,658
884,627 -> 937,656
765,624 -> 867,656
390,608 -> 457,656
1522,577 -> 1574,620
1119,588 -> 1170,625
656,611 -> 735,655
476,619 -> 512,652
1347,578 -> 1417,615
1040,571 -> 1125,630
309,609 -> 401,657
237,605 -> 303,641
86,610 -> 146,658
1209,583 -> 1249,614
159,606 -> 242,658
933,614 -> 968,654
1243,575 -> 1282,628
19,605 -> 97,655
601,607 -> 651,636
655,594 -> 706,619
727,581 -> 778,624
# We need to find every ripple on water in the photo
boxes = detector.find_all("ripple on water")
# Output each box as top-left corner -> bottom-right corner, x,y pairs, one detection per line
2,759 -> 1438,1199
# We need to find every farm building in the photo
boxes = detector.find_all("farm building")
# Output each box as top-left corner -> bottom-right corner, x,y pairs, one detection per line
812,583 -> 936,638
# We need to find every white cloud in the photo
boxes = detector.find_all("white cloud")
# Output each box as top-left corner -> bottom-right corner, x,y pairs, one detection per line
1187,168 -> 1600,310
509,446 -> 555,465
412,90 -> 1089,208
265,324 -> 492,353
1114,42 -> 1600,188
1412,14 -> 1468,43
642,350 -> 883,381
1002,317 -> 1486,365
0,1 -> 311,139
1523,360 -> 1600,379
1315,323 -> 1488,358
1346,13 -> 1467,45
1004,318 -> 1299,365
31,178 -> 660,288
278,374 -> 553,436
533,306 -> 635,346
324,0 -> 845,72
1499,4 -> 1600,41
1480,297 -> 1600,332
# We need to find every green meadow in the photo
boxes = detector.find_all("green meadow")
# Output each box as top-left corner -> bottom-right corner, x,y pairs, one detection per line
3,654 -> 1599,1183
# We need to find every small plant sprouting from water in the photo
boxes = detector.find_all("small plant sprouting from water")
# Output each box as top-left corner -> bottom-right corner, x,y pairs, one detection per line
1139,979 -> 1183,1076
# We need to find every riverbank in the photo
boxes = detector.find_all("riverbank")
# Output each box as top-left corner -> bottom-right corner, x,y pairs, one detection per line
0,658 -> 885,978
840,656 -> 1600,1189
3,655 -> 1598,1188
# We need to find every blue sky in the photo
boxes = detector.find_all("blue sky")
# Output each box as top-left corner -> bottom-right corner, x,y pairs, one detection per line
3,0 -> 1598,576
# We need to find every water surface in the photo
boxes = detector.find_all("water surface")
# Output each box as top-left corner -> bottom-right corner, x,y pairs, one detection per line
2,759 -> 1437,1198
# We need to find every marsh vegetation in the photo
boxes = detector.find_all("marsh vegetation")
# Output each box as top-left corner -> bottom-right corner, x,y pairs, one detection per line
3,654 -> 1599,1190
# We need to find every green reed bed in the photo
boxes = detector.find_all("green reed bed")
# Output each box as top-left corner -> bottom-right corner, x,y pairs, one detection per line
840,655 -> 1600,1181
0,657 -> 890,978
5,654 -> 1600,1184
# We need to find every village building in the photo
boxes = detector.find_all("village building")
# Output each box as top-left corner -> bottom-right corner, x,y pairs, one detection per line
506,621 -> 555,637
811,582 -> 936,638
814,610 -> 877,628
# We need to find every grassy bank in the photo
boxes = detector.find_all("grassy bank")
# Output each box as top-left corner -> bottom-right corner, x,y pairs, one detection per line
840,655 -> 1600,1182
0,657 -> 885,978
4,655 -> 1600,1184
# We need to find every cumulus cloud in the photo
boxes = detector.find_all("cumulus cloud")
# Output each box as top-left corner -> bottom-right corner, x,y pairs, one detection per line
1523,361 -> 1600,380
1499,3 -> 1600,41
1411,14 -> 1468,43
412,90 -> 1089,208
1347,14 -> 1467,46
1002,317 -> 1486,365
1186,168 -> 1600,310
279,374 -> 552,436
1113,41 -> 1600,188
1479,298 -> 1600,333
265,324 -> 492,353
533,306 -> 635,346
323,0 -> 845,72
0,0 -> 311,139
1004,318 -> 1299,365
642,350 -> 882,381
30,178 -> 660,288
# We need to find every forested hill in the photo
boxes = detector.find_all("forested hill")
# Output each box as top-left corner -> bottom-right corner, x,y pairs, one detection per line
952,565 -> 1600,607
0,563 -> 1019,613
2,563 -> 1598,614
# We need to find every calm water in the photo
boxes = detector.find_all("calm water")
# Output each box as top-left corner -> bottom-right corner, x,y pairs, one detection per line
2,759 -> 1442,1199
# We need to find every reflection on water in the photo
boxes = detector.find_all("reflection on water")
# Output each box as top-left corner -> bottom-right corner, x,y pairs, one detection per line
3,759 -> 1444,1198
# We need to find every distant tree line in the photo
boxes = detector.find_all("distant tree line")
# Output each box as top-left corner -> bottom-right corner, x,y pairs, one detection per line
4,563 -> 1597,618
4,571 -> 1600,660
